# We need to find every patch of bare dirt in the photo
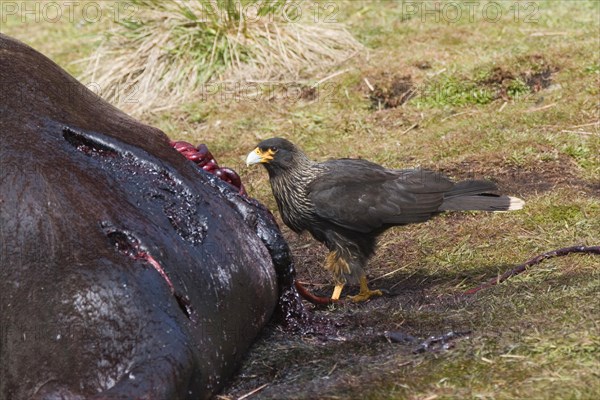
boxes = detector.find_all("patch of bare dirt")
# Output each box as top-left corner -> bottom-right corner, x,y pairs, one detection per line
368,73 -> 416,110
414,60 -> 432,70
523,68 -> 554,92
477,54 -> 559,100
299,86 -> 318,101
483,66 -> 516,84
433,153 -> 598,197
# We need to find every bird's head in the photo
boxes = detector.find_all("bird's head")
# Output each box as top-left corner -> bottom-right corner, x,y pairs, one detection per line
246,137 -> 306,174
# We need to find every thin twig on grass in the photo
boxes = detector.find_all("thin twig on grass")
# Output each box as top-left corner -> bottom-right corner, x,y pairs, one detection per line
560,130 -> 597,136
311,68 -> 352,88
567,121 -> 599,129
237,384 -> 269,400
530,31 -> 568,37
400,122 -> 419,135
524,103 -> 557,113
464,245 -> 600,295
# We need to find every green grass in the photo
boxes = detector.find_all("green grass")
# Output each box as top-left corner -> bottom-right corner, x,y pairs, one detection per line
414,73 -> 497,107
2,1 -> 599,399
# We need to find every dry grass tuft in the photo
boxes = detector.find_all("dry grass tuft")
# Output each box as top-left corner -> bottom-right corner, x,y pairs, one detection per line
81,0 -> 363,115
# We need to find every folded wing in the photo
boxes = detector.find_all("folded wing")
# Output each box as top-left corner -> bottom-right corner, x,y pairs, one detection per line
308,159 -> 458,232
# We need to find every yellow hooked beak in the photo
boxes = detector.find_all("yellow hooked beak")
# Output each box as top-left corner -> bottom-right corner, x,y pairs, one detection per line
246,147 -> 276,166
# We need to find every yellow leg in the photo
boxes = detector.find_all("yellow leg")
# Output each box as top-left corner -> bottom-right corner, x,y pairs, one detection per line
331,284 -> 344,300
348,276 -> 383,302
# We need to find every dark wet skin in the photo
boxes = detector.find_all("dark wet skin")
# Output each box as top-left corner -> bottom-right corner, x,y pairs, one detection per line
0,34 -> 310,399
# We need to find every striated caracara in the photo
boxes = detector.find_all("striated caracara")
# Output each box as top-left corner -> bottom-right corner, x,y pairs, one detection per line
246,138 -> 524,302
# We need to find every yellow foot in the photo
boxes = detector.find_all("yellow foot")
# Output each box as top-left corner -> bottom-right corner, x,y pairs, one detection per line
348,288 -> 383,302
348,276 -> 382,302
331,284 -> 344,300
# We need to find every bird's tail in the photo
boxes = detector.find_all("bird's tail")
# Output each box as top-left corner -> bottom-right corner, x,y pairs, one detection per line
440,180 -> 525,211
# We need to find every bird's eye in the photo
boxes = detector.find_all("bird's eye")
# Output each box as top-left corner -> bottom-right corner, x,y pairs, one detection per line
270,146 -> 278,152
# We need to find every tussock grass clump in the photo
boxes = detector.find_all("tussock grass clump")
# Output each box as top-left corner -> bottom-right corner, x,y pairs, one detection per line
82,0 -> 363,115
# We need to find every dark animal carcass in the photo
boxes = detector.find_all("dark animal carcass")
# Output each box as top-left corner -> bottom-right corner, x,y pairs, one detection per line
0,34 -> 296,399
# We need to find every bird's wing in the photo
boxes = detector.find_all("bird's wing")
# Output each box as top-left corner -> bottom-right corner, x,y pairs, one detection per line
308,159 -> 455,233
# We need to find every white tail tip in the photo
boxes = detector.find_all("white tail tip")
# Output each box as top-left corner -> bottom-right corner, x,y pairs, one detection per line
508,196 -> 525,210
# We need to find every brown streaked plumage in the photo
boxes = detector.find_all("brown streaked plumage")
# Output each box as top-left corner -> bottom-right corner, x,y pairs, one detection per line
246,138 -> 524,302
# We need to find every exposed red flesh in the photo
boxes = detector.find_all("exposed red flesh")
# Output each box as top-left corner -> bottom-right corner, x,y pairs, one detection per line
170,140 -> 246,195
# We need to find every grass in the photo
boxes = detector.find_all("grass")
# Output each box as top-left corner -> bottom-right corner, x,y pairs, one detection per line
79,0 -> 363,115
2,1 -> 599,399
